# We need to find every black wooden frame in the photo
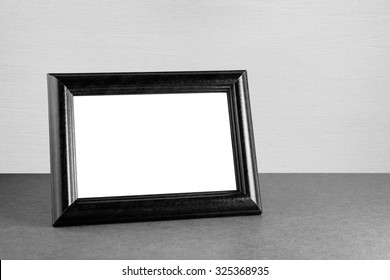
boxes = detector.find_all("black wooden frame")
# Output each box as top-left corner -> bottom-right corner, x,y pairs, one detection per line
47,70 -> 262,226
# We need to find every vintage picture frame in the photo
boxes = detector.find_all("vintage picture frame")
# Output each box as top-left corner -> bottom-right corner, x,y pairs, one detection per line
47,70 -> 262,226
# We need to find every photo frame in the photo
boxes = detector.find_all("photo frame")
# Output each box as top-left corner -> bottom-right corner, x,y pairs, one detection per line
47,70 -> 262,226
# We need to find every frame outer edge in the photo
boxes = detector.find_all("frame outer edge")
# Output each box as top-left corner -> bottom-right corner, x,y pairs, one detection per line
236,72 -> 262,211
47,74 -> 72,224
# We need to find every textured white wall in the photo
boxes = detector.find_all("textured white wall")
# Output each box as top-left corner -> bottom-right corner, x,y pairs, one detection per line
1,0 -> 390,173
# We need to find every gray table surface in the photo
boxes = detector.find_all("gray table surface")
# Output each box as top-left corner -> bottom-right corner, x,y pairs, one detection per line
0,174 -> 389,259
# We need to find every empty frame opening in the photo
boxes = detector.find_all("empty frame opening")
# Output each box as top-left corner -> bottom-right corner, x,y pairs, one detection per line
73,92 -> 237,198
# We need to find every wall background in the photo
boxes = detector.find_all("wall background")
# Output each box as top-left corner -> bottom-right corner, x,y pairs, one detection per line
1,0 -> 389,173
